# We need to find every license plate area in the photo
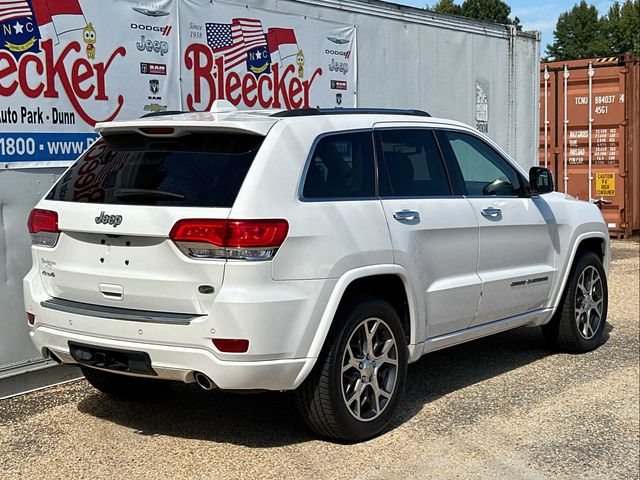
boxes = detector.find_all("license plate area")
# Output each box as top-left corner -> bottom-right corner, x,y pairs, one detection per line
68,341 -> 156,376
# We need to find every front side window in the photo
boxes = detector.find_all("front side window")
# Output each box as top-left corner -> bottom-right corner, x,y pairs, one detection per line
377,129 -> 451,197
444,131 -> 524,196
303,131 -> 375,199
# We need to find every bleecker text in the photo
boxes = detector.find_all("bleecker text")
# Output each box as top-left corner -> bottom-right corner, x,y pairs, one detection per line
0,40 -> 126,126
184,43 -> 322,110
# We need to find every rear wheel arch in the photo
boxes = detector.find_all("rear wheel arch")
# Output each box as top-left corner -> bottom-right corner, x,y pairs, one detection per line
334,274 -> 412,345
294,267 -> 418,388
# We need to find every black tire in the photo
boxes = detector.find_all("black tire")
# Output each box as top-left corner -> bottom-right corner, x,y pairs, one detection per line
295,296 -> 408,442
542,251 -> 608,353
81,366 -> 165,399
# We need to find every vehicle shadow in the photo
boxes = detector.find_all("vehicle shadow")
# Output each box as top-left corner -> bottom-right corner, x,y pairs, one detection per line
76,325 -> 611,447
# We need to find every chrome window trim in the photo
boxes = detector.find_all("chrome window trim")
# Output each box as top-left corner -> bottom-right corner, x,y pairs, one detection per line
298,196 -> 381,203
41,298 -> 203,325
463,195 -> 522,199
379,195 -> 467,200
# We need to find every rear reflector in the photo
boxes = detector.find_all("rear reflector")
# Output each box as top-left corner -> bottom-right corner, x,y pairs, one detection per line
27,209 -> 59,247
212,338 -> 249,353
170,219 -> 288,260
27,312 -> 35,326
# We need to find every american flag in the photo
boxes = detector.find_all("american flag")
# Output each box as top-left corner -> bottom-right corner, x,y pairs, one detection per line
96,151 -> 129,189
0,0 -> 32,23
206,18 -> 268,71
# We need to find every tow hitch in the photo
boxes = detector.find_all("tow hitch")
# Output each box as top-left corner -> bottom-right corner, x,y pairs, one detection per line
69,342 -> 156,376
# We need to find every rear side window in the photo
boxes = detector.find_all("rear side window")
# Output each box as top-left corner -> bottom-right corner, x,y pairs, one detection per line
303,132 -> 375,199
377,129 -> 451,197
45,132 -> 263,207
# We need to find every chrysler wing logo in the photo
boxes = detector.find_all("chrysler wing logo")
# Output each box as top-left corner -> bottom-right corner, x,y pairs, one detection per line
327,36 -> 349,44
132,7 -> 170,17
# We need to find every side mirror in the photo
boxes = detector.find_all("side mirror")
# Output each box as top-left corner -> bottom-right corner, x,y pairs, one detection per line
529,167 -> 554,195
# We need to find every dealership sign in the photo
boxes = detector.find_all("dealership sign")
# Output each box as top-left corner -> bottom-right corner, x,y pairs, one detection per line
0,0 -> 356,168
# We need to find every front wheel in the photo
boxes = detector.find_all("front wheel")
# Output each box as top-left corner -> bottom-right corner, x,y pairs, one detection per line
295,296 -> 408,441
542,252 -> 608,352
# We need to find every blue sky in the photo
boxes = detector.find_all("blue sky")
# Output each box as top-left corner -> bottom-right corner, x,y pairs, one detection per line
396,0 -> 617,53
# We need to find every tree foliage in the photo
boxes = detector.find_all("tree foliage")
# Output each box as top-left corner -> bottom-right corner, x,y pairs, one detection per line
546,1 -> 606,59
546,0 -> 640,60
432,0 -> 462,16
603,0 -> 640,56
431,0 -> 521,29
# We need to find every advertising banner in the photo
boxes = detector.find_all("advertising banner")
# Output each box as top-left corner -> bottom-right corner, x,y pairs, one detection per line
180,0 -> 356,113
0,0 -> 181,168
0,0 -> 356,168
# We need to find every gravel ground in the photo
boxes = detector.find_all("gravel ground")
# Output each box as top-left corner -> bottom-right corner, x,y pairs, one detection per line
1,240 -> 638,480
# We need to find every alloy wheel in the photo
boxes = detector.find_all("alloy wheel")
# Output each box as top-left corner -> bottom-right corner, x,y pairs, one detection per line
574,265 -> 604,340
340,317 -> 399,422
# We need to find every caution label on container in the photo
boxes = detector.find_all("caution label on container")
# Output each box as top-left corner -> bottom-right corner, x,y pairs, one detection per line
595,172 -> 616,196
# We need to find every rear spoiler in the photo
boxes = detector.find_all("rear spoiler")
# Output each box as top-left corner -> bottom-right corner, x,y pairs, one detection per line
96,113 -> 277,137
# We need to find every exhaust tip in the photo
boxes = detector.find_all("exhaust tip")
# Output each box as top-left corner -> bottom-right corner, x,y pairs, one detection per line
46,349 -> 63,364
194,372 -> 215,391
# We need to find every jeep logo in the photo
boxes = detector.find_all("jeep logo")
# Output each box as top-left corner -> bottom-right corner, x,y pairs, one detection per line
95,211 -> 123,227
136,35 -> 169,56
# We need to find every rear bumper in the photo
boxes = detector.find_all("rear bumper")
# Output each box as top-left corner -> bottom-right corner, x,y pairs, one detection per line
24,260 -> 336,391
31,325 -> 310,390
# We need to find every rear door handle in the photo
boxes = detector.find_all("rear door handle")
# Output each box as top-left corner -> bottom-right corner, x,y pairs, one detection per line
393,210 -> 420,221
480,207 -> 502,218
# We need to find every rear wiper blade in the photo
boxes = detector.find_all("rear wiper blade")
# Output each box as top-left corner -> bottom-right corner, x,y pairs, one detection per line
113,189 -> 185,200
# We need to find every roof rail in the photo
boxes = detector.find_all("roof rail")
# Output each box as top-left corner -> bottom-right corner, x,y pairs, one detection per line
270,108 -> 431,118
140,110 -> 185,118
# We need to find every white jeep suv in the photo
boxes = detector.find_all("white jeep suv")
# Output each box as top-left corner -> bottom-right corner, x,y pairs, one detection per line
24,107 -> 610,441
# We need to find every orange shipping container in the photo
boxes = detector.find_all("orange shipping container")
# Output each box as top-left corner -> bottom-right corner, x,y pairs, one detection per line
540,55 -> 639,238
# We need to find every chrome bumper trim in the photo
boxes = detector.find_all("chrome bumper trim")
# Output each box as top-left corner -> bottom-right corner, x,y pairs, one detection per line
41,298 -> 202,325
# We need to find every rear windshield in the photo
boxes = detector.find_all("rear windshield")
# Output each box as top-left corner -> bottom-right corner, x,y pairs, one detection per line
46,132 -> 263,207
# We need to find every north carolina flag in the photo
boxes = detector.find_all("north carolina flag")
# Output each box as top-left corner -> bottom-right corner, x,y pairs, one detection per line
0,0 -> 41,59
266,27 -> 298,62
31,0 -> 86,43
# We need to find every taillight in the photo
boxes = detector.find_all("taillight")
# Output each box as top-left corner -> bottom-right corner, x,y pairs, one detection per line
169,219 -> 288,261
27,209 -> 59,247
225,220 -> 289,248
